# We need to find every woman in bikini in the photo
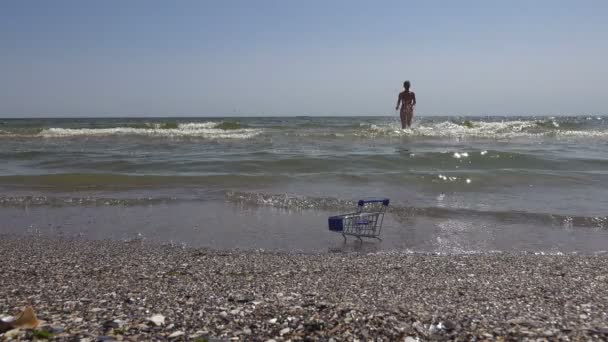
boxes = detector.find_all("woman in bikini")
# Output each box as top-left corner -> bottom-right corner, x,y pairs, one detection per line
396,80 -> 416,129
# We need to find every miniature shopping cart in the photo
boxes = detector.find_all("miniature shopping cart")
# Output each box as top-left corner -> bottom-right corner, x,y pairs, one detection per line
328,199 -> 389,241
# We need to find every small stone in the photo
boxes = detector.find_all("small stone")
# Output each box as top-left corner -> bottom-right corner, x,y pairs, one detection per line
104,320 -> 124,329
233,295 -> 254,303
413,321 -> 426,335
3,329 -> 20,339
243,327 -> 252,335
268,318 -> 277,324
136,323 -> 150,330
404,337 -> 418,342
168,331 -> 185,338
96,336 -> 117,342
189,330 -> 206,338
316,302 -> 329,310
442,320 -> 456,331
506,318 -> 541,327
147,314 -> 165,326
579,314 -> 588,319
63,301 -> 78,311
280,327 -> 291,335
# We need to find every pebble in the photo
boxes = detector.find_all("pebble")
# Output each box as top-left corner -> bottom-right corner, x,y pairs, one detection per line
3,329 -> 20,339
103,320 -> 124,329
168,330 -> 185,338
147,314 -> 165,326
1,236 -> 607,340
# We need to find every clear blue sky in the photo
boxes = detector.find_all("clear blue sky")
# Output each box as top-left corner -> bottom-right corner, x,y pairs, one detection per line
1,0 -> 606,117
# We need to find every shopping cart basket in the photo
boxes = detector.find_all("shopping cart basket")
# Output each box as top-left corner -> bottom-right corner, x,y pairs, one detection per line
328,199 -> 389,241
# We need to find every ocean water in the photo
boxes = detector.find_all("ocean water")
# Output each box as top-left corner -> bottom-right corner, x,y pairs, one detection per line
1,116 -> 608,253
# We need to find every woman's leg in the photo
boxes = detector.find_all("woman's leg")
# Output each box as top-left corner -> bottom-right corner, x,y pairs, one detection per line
406,106 -> 414,127
400,109 -> 407,129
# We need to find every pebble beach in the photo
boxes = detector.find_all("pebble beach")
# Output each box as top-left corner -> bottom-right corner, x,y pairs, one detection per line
1,235 -> 607,341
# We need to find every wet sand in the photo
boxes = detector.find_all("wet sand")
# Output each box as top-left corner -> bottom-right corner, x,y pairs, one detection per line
1,235 -> 608,340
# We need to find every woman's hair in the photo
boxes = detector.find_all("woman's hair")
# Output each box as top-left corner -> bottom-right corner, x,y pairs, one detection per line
403,81 -> 411,90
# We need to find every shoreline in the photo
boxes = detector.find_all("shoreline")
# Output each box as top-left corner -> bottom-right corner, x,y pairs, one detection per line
1,235 -> 608,340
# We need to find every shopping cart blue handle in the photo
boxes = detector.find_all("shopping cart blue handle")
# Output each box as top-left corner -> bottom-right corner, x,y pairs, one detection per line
358,199 -> 390,206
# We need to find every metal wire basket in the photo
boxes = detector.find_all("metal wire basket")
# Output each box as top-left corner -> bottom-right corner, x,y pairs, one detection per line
328,199 -> 389,241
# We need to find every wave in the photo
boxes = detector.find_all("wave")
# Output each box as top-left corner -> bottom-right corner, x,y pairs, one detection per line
226,191 -> 357,211
356,119 -> 608,139
259,118 -> 608,140
0,173 -> 285,190
18,121 -> 262,139
0,195 -> 179,207
1,117 -> 607,140
18,151 -> 598,176
2,190 -> 605,230
225,191 -> 608,229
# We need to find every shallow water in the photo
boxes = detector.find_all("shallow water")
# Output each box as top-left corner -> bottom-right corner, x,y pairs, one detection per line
1,116 -> 607,253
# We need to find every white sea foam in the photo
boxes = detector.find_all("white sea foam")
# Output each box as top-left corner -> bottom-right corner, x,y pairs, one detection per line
177,122 -> 220,130
38,122 -> 262,139
359,120 -> 608,139
453,152 -> 469,159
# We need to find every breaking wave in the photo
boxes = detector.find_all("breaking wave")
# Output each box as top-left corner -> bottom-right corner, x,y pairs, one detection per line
36,121 -> 261,139
0,195 -> 179,207
356,118 -> 608,139
1,117 -> 606,140
225,191 -> 608,230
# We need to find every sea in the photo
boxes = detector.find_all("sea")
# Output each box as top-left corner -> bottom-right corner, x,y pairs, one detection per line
1,116 -> 607,254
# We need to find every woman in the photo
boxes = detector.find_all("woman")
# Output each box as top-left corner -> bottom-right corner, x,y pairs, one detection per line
396,81 -> 416,129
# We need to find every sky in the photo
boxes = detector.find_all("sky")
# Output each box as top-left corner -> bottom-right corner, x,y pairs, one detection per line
1,0 -> 607,117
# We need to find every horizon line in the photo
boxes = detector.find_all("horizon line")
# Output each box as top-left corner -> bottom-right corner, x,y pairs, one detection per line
1,113 -> 606,119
